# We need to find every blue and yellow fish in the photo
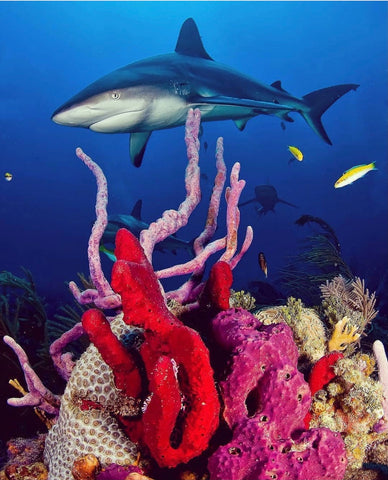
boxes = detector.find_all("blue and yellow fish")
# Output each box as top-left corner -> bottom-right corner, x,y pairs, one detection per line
334,162 -> 377,188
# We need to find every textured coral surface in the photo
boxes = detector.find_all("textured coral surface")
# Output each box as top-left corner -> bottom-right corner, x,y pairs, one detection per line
44,315 -> 139,479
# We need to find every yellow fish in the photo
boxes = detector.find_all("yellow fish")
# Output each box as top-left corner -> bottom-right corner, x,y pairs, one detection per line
4,172 -> 13,182
288,146 -> 303,163
334,162 -> 377,188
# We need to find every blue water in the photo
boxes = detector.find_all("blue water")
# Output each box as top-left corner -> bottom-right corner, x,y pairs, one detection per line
0,1 -> 387,310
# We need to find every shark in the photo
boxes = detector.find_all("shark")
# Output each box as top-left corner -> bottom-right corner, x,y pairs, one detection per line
239,185 -> 297,215
100,200 -> 194,258
52,18 -> 359,167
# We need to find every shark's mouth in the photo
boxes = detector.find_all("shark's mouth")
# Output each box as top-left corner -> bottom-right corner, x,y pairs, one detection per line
89,109 -> 147,133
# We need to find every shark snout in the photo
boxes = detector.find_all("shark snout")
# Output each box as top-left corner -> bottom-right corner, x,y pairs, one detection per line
51,103 -> 98,128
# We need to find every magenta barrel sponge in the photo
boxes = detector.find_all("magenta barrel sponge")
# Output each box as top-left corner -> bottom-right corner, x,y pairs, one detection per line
208,308 -> 347,480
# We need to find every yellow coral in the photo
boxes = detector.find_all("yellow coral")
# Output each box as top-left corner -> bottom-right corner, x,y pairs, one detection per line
328,316 -> 360,352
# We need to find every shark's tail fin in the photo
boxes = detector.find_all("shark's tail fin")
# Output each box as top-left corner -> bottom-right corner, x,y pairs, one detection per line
301,84 -> 359,145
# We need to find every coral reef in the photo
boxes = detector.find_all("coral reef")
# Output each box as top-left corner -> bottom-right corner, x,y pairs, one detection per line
208,307 -> 347,480
2,109 -> 387,480
0,435 -> 48,480
309,353 -> 387,473
229,289 -> 256,311
255,298 -> 327,362
320,276 -> 378,337
253,281 -> 387,476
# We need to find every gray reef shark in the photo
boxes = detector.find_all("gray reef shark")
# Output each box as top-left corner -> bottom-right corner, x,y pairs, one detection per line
100,200 -> 194,259
52,18 -> 359,167
239,185 -> 297,215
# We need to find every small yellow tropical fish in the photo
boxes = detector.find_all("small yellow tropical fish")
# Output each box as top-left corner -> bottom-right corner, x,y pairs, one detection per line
258,251 -> 268,278
4,172 -> 13,182
334,162 -> 377,188
288,145 -> 303,162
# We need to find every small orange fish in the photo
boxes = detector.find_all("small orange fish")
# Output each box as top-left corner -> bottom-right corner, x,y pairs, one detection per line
258,252 -> 268,278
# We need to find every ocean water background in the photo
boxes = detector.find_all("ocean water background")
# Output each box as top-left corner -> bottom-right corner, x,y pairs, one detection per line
1,0 -> 387,312
0,0 -> 387,461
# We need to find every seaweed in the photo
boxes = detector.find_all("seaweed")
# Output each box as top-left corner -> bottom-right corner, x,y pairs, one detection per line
277,216 -> 353,305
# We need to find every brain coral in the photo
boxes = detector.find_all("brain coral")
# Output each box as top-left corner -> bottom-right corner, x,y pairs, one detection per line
44,314 -> 139,480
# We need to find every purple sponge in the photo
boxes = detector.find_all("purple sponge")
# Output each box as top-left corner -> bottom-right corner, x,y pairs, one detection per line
208,308 -> 347,480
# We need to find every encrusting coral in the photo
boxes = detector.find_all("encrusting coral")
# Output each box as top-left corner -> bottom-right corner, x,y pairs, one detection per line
229,289 -> 256,311
255,297 -> 327,362
309,354 -> 387,473
1,109 -> 387,480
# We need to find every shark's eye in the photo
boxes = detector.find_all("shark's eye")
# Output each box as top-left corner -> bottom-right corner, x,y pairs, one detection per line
111,91 -> 121,100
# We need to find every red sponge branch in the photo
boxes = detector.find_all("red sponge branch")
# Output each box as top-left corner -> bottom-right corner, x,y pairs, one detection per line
107,228 -> 220,468
304,351 -> 344,428
309,351 -> 344,396
81,309 -> 143,398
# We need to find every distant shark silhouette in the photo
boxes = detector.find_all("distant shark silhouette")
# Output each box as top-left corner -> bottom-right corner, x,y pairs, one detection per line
52,18 -> 359,167
239,185 -> 297,215
101,200 -> 194,256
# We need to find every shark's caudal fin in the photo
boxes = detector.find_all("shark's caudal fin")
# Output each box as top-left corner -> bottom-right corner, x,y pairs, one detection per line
301,84 -> 359,145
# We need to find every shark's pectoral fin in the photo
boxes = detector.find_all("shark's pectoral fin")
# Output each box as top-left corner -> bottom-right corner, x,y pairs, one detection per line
234,117 -> 251,131
130,132 -> 152,167
238,198 -> 256,207
192,95 -> 292,113
280,113 -> 294,122
278,198 -> 298,208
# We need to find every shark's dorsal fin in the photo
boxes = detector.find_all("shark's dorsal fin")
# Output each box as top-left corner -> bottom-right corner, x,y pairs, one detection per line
130,132 -> 152,168
130,199 -> 142,220
271,80 -> 288,92
175,18 -> 213,60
